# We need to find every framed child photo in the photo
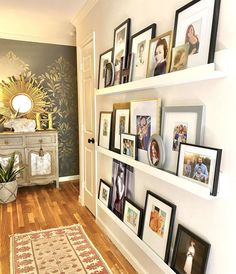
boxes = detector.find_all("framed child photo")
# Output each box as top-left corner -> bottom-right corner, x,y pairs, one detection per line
171,224 -> 211,274
177,143 -> 222,196
98,48 -> 113,89
147,134 -> 165,169
98,179 -> 112,208
98,112 -> 112,150
170,44 -> 189,72
121,133 -> 138,160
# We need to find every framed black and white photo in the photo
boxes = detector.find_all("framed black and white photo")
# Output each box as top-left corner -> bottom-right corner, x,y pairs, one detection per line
142,191 -> 176,262
147,134 -> 165,169
173,0 -> 221,67
130,23 -> 156,81
161,105 -> 205,173
123,198 -> 143,237
112,18 -> 131,85
98,179 -> 112,207
171,224 -> 211,274
98,111 -> 112,150
147,31 -> 173,77
121,133 -> 138,160
98,48 -> 113,89
177,143 -> 222,196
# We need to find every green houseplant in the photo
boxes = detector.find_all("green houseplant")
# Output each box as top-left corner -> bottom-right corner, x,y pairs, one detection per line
0,153 -> 24,204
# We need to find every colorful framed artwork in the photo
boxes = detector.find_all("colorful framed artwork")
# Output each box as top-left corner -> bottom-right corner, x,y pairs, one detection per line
98,48 -> 113,89
147,134 -> 165,169
98,179 -> 112,208
98,111 -> 112,150
120,133 -> 138,160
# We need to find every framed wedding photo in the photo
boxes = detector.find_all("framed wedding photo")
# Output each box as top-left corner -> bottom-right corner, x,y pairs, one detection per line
177,143 -> 222,196
123,198 -> 143,237
147,134 -> 165,169
98,179 -> 112,208
161,105 -> 205,173
142,191 -> 176,262
173,0 -> 221,68
98,112 -> 112,150
98,48 -> 113,89
121,133 -> 138,160
130,23 -> 156,81
147,31 -> 173,77
171,224 -> 211,274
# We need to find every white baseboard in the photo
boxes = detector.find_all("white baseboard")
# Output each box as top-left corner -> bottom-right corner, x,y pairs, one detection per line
59,175 -> 80,182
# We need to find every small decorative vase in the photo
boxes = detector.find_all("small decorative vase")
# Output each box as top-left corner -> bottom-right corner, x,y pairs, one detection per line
0,180 -> 18,203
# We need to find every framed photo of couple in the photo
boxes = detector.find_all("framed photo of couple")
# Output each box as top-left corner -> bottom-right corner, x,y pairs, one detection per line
121,133 -> 138,160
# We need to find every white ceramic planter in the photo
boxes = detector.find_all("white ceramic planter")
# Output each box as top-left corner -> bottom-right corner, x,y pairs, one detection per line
0,180 -> 18,203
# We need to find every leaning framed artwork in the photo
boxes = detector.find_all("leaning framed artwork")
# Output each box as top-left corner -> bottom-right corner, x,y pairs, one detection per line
177,143 -> 222,196
121,133 -> 138,160
98,179 -> 112,208
173,0 -> 221,67
147,134 -> 165,169
98,48 -> 113,89
98,112 -> 112,150
171,224 -> 211,274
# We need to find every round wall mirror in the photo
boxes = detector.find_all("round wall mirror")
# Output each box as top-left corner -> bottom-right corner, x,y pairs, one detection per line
11,94 -> 33,114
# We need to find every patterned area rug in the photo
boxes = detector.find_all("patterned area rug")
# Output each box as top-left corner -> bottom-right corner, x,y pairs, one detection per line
10,224 -> 111,274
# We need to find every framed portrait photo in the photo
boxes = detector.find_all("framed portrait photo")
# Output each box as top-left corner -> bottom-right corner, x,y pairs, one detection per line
112,18 -> 131,85
123,198 -> 143,237
130,98 -> 161,164
98,111 -> 112,150
98,48 -> 113,89
161,105 -> 205,173
121,133 -> 138,160
142,191 -> 176,262
130,23 -> 156,81
177,143 -> 222,196
147,31 -> 173,77
147,134 -> 165,169
173,0 -> 221,68
171,224 -> 211,274
170,44 -> 189,72
98,179 -> 112,208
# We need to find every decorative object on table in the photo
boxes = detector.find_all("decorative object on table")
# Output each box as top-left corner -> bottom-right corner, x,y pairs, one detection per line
161,105 -> 204,173
119,53 -> 134,84
123,197 -> 143,237
130,23 -> 156,81
104,62 -> 115,87
98,48 -> 113,89
98,179 -> 112,208
111,102 -> 130,153
130,98 -> 161,164
98,112 -> 113,150
10,224 -> 112,274
4,118 -> 36,132
173,0 -> 221,68
170,44 -> 189,72
177,143 -> 222,196
120,133 -> 138,160
147,134 -> 165,168
171,224 -> 210,274
111,159 -> 134,220
0,152 -> 24,204
112,18 -> 131,85
142,190 -> 176,262
147,31 -> 173,77
36,112 -> 55,131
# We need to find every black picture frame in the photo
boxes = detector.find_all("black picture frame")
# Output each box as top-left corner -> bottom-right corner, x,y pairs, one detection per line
120,133 -> 138,160
171,224 -> 211,274
98,48 -> 113,89
98,179 -> 112,208
98,111 -> 113,150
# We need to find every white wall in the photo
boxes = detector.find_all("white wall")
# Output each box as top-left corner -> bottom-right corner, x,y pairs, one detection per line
74,1 -> 236,273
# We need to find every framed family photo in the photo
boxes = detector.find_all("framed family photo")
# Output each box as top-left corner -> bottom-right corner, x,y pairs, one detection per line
130,23 -> 156,81
173,0 -> 221,67
161,105 -> 205,173
142,191 -> 176,262
98,112 -> 112,150
147,134 -> 165,169
177,143 -> 222,196
98,48 -> 113,89
98,179 -> 112,208
121,133 -> 138,160
171,224 -> 211,274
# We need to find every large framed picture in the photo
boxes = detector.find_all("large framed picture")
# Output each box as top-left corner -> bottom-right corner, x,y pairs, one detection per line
98,179 -> 112,208
147,134 -> 165,169
98,48 -> 113,89
130,99 -> 161,163
147,31 -> 173,77
171,224 -> 211,274
142,191 -> 176,262
112,18 -> 131,85
123,198 -> 143,237
98,112 -> 112,150
177,143 -> 222,196
173,0 -> 221,68
161,105 -> 205,173
121,133 -> 138,160
130,23 -> 156,81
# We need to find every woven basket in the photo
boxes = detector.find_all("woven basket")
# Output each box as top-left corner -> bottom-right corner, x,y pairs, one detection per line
0,180 -> 18,204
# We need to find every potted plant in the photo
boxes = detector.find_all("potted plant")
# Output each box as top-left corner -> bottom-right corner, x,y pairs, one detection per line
0,153 -> 24,204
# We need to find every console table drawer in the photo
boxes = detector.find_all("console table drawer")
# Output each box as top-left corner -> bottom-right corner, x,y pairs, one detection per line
26,134 -> 56,145
0,136 -> 24,146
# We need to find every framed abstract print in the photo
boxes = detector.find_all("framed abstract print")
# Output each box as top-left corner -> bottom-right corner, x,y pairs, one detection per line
98,112 -> 112,150
98,179 -> 112,208
147,134 -> 165,169
98,48 -> 113,89
120,133 -> 138,160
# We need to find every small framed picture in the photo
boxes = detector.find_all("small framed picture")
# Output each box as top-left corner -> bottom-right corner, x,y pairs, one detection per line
170,44 -> 189,72
177,143 -> 222,196
98,48 -> 113,89
173,0 -> 221,67
112,18 -> 131,85
120,133 -> 138,160
161,105 -> 205,173
147,134 -> 165,169
111,103 -> 130,153
130,23 -> 156,81
98,179 -> 112,207
142,191 -> 176,262
147,31 -> 173,77
123,198 -> 143,237
98,112 -> 113,150
171,224 -> 211,274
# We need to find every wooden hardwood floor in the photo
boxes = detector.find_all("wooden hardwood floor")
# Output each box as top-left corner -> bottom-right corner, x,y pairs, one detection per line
0,181 -> 136,274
